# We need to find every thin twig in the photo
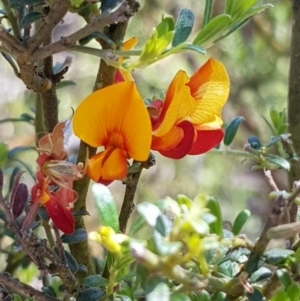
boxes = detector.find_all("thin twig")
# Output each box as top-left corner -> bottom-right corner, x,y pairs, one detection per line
1,0 -> 21,40
264,169 -> 279,191
27,0 -> 70,52
119,154 -> 156,233
0,273 -> 59,301
0,28 -> 25,54
31,1 -> 130,61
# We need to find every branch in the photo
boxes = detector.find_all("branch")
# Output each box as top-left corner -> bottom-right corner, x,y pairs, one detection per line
0,273 -> 59,301
0,27 -> 26,55
288,0 -> 300,223
27,0 -> 70,52
31,1 -> 130,61
119,154 -> 156,233
39,34 -> 59,133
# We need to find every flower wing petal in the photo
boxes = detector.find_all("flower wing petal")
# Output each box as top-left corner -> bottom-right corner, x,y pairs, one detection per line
152,70 -> 195,136
187,58 -> 229,125
188,129 -> 224,155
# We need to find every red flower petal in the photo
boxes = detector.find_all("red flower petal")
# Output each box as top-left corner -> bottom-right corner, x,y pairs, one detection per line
188,129 -> 224,155
153,121 -> 195,159
45,195 -> 75,234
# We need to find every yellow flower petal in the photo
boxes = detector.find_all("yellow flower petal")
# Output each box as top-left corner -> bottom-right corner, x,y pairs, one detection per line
153,70 -> 195,137
187,58 -> 229,125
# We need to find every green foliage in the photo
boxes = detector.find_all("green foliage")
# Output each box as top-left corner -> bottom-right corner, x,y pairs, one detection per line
21,11 -> 44,28
61,229 -> 88,244
92,184 -> 119,232
224,116 -> 245,146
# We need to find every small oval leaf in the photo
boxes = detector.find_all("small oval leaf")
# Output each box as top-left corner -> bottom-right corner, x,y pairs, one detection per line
172,9 -> 194,47
12,183 -> 29,218
232,209 -> 251,235
92,184 -> 119,232
206,197 -> 223,237
61,228 -> 87,244
77,288 -> 105,301
224,116 -> 244,146
83,275 -> 108,288
137,202 -> 161,228
21,11 -> 44,28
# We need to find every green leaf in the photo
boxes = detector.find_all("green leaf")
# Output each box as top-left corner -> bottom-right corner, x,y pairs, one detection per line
7,146 -> 36,158
264,154 -> 290,171
232,209 -> 251,235
92,184 -> 119,232
287,283 -> 300,301
137,202 -> 161,228
249,267 -> 272,283
180,43 -> 206,55
78,264 -> 88,273
195,290 -> 211,301
13,295 -> 22,301
223,116 -> 244,146
202,0 -> 213,28
9,0 -> 43,8
156,16 -> 175,36
265,249 -> 294,265
117,295 -> 132,301
247,288 -> 264,301
211,292 -> 227,301
61,228 -> 87,244
0,143 -> 8,167
244,254 -> 264,274
270,290 -> 288,301
77,288 -> 105,301
129,215 -> 146,236
155,214 -> 171,237
193,14 -> 231,46
20,113 -> 35,122
42,286 -> 57,298
65,250 -> 79,273
145,278 -> 170,301
172,9 -> 194,47
261,115 -> 276,135
206,197 -> 223,237
218,260 -> 240,277
226,0 -> 259,18
84,275 -> 108,288
239,4 -> 273,21
171,293 -> 191,301
21,12 -> 44,28
79,32 -> 115,48
270,109 -> 281,130
276,269 -> 292,288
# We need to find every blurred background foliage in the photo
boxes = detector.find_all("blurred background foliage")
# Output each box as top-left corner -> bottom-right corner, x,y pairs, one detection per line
0,0 -> 292,273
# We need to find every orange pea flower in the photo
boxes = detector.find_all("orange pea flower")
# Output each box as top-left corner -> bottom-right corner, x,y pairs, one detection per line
73,81 -> 152,184
149,58 -> 230,159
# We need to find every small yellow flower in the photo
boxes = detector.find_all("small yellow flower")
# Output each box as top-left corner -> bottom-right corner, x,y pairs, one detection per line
89,226 -> 127,253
